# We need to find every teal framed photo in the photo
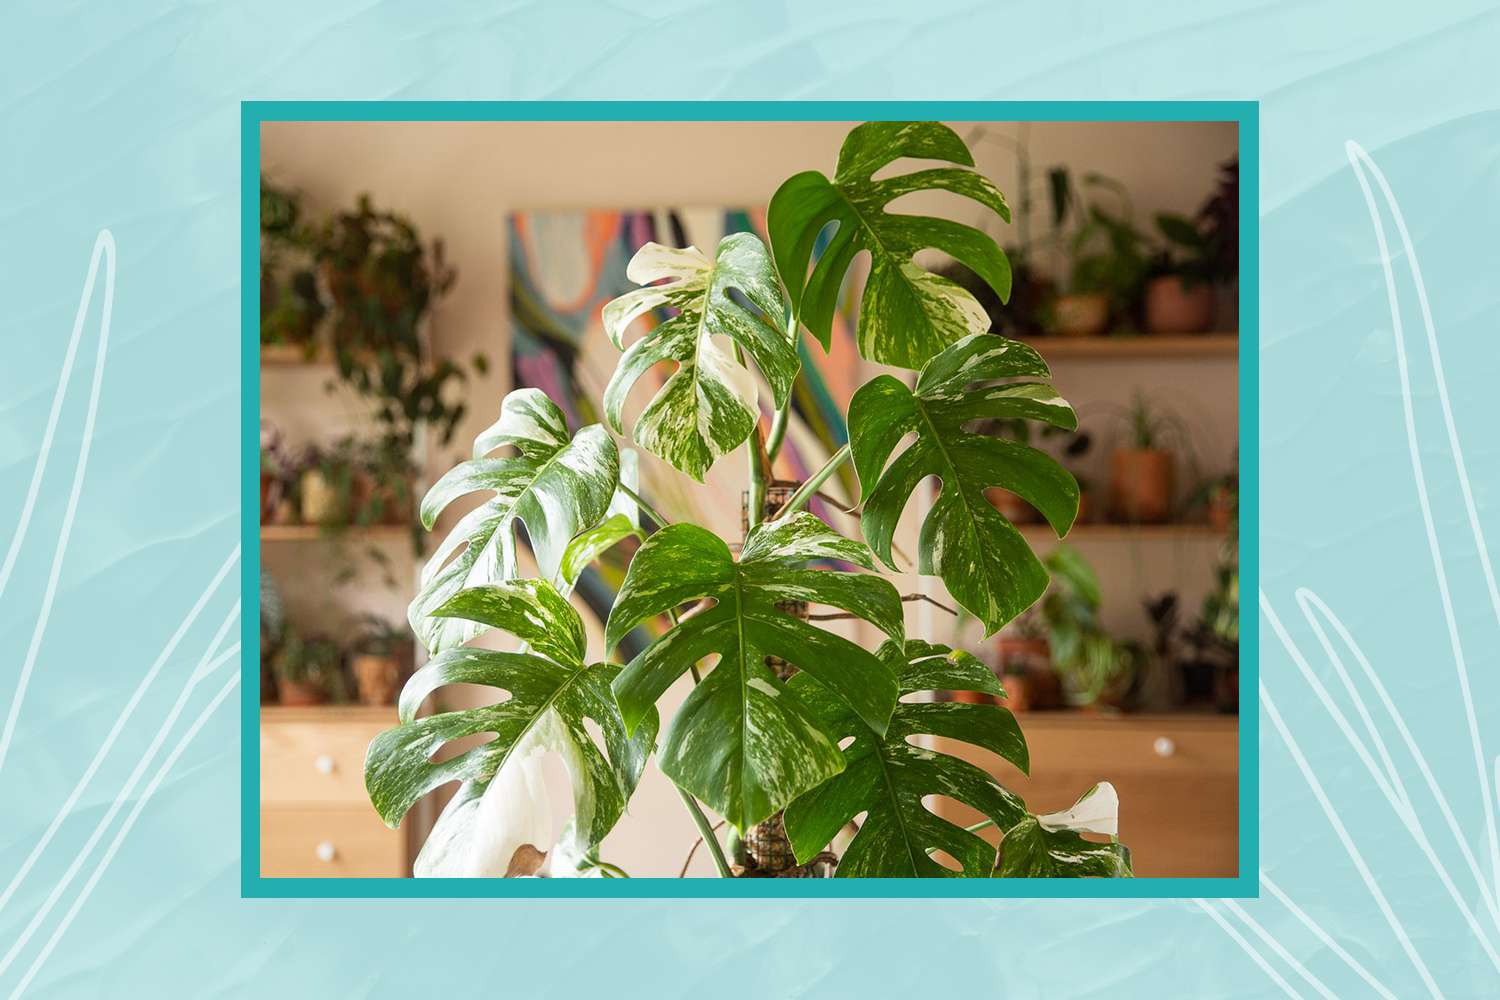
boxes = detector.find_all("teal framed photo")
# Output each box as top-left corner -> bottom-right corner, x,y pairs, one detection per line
242,100 -> 1258,899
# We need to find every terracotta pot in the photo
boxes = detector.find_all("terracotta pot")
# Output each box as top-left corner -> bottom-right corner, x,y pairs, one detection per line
351,653 -> 399,706
260,471 -> 277,520
1110,449 -> 1174,524
277,678 -> 325,706
999,668 -> 1063,712
1208,483 -> 1235,532
1052,293 -> 1109,337
300,469 -> 340,525
1144,276 -> 1215,334
986,487 -> 1039,525
996,636 -> 1050,670
951,688 -> 997,706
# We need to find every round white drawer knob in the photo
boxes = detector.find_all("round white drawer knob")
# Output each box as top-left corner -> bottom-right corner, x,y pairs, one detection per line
314,754 -> 335,775
315,841 -> 337,863
1153,736 -> 1176,758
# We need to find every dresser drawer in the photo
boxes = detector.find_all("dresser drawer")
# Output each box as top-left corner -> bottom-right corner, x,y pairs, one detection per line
261,807 -> 406,878
261,710 -> 388,806
933,715 -> 1239,877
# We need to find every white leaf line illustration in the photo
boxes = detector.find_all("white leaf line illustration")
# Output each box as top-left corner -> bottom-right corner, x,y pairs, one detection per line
1221,142 -> 1500,995
0,233 -> 244,997
0,231 -> 116,779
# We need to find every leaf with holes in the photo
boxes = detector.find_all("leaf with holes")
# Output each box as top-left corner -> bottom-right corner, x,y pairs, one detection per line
604,512 -> 904,832
602,234 -> 797,481
782,639 -> 1029,876
410,388 -> 619,654
366,579 -> 657,874
767,121 -> 1012,370
996,783 -> 1133,877
848,333 -> 1079,635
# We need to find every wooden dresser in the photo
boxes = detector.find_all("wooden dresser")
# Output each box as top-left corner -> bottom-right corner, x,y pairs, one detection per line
934,713 -> 1239,877
260,706 -> 409,877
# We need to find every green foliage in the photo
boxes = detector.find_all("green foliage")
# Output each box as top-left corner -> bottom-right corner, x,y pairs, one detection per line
768,121 -> 1011,370
411,388 -> 619,655
847,333 -> 1079,635
1039,546 -> 1139,707
602,234 -> 796,481
363,121 -> 1136,879
605,513 -> 903,832
783,640 -> 1029,877
365,580 -> 657,866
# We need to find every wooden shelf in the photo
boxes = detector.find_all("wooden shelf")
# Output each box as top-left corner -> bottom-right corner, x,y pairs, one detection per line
1021,522 -> 1228,542
260,523 -> 409,542
1024,333 -> 1238,360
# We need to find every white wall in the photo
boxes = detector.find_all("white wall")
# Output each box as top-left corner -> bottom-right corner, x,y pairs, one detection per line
261,120 -> 1239,877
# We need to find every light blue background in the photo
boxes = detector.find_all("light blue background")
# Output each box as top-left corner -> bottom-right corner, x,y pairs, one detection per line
3,1 -> 1499,996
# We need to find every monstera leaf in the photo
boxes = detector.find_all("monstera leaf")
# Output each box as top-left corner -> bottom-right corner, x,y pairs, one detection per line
605,512 -> 904,832
602,234 -> 798,481
782,639 -> 1029,877
767,121 -> 1012,370
996,783 -> 1133,877
365,580 -> 657,875
410,388 -> 619,654
848,333 -> 1079,635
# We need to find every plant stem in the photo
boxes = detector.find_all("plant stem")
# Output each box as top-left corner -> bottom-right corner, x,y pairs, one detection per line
676,786 -> 733,877
594,860 -> 631,878
965,818 -> 996,834
746,425 -> 769,531
618,482 -> 671,530
769,443 -> 851,523
764,405 -> 790,463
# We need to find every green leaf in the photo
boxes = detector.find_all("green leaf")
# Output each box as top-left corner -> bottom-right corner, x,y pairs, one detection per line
1155,211 -> 1207,249
411,388 -> 619,654
365,579 -> 658,870
767,121 -> 1012,370
602,233 -> 797,481
995,818 -> 1132,877
848,333 -> 1080,634
783,639 -> 1029,877
558,513 -> 643,590
605,512 -> 904,832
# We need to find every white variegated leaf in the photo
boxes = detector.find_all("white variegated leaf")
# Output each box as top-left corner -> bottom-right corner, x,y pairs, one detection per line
602,234 -> 797,482
768,121 -> 1012,370
848,333 -> 1080,635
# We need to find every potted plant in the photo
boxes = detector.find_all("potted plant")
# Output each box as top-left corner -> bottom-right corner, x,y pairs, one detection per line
1037,547 -> 1137,709
260,177 -> 326,360
1109,391 -> 1187,524
1043,171 -> 1149,337
362,122 -> 1131,879
270,632 -> 342,707
349,615 -> 405,706
355,437 -> 418,527
1143,158 -> 1238,334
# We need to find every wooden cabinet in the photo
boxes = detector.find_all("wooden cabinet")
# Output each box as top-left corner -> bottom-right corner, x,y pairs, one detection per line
260,706 -> 408,877
933,713 -> 1238,877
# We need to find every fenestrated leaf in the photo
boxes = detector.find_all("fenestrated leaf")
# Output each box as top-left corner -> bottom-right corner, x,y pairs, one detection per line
411,388 -> 619,654
996,784 -> 1133,878
365,580 -> 657,872
848,333 -> 1080,635
767,121 -> 1012,370
783,639 -> 1029,877
602,234 -> 797,481
604,512 -> 904,832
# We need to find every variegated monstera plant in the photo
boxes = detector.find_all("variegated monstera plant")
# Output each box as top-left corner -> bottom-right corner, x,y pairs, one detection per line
364,122 -> 1132,879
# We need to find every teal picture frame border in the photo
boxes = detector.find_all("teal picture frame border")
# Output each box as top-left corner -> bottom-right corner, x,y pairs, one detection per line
240,99 -> 1259,899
